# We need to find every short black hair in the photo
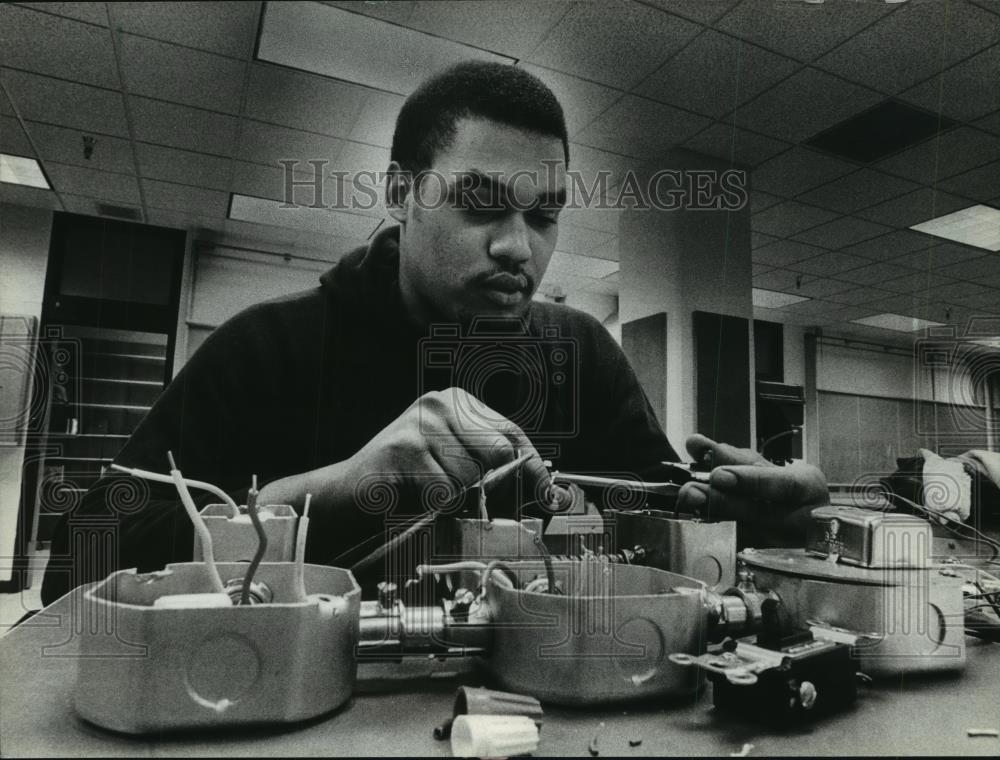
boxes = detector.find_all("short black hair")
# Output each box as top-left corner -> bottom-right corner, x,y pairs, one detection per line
391,61 -> 569,174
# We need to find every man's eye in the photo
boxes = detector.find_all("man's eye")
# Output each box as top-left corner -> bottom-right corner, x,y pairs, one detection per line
530,208 -> 560,226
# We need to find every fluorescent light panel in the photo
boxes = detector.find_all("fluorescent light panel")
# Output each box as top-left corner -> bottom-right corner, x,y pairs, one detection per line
0,153 -> 50,189
910,204 -> 1000,252
752,287 -> 810,308
851,313 -> 945,332
258,2 -> 513,96
229,193 -> 382,239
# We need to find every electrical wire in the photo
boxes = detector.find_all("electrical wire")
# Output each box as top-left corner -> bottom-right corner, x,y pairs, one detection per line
241,475 -> 268,606
294,493 -> 312,601
166,452 -> 226,595
110,463 -> 240,515
890,493 -> 1000,560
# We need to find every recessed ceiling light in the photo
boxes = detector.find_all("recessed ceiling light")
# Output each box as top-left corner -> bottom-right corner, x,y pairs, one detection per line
228,193 -> 381,240
910,204 -> 1000,252
752,288 -> 810,308
0,153 -> 50,189
851,313 -> 945,332
258,3 -> 513,96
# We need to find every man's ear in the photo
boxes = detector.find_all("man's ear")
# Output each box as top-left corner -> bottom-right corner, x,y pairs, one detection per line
385,161 -> 411,224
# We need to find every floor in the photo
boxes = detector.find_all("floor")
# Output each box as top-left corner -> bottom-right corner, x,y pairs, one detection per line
0,549 -> 48,632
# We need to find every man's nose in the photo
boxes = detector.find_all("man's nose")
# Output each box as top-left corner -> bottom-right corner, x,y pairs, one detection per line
488,213 -> 532,265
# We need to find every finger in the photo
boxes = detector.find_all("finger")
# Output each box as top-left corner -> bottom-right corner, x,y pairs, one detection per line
710,464 -> 817,506
442,388 -> 551,502
677,481 -> 707,513
686,434 -> 766,468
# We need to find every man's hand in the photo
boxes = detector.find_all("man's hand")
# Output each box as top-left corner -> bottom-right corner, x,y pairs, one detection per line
258,387 -> 551,517
676,433 -> 829,546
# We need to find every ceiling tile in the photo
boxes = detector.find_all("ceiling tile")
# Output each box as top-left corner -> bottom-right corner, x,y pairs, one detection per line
0,182 -> 61,209
0,5 -> 118,88
854,187 -> 979,229
640,0 -> 740,25
797,168 -> 919,215
238,120 -> 346,170
524,0 -> 700,90
750,199 -> 839,237
875,127 -> 1000,184
752,147 -> 856,198
230,160 -> 338,207
59,192 -> 141,220
347,90 -> 406,149
749,190 -> 784,214
547,250 -> 619,279
44,161 -> 140,205
879,270 -> 957,293
13,2 -> 107,26
0,69 -> 128,136
567,143 -> 635,196
959,288 -> 1000,310
403,1 -> 570,60
245,63 -> 368,138
520,65 -> 621,139
868,292 -> 938,318
635,31 -> 799,118
260,2 -> 511,97
935,254 -> 1000,282
815,1 -> 1000,94
119,34 -> 247,114
789,276 -> 856,299
887,241 -> 987,270
791,250 -> 872,277
751,268 -> 801,292
322,1 -> 417,25
555,225 -> 617,257
752,262 -> 773,277
1,116 -> 34,157
823,284 -> 897,305
751,231 -> 779,249
682,123 -> 790,168
714,0 -> 893,62
840,229 -> 936,260
752,240 -> 826,268
559,205 -> 622,235
976,110 -> 1000,135
142,179 -> 229,217
828,260 -> 912,286
918,280 -> 993,303
130,97 -> 239,156
792,216 -> 893,249
939,159 -> 1000,203
28,121 -> 134,174
780,298 -> 850,317
109,1 -> 260,59
135,143 -> 232,191
899,44 -> 1000,123
334,141 -> 392,177
574,95 -> 711,158
729,67 -> 883,143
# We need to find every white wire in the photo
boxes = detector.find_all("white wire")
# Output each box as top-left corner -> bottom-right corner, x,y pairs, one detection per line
294,493 -> 312,601
110,463 -> 240,515
169,466 -> 226,595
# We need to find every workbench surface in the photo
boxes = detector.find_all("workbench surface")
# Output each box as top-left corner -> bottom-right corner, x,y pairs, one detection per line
2,585 -> 998,757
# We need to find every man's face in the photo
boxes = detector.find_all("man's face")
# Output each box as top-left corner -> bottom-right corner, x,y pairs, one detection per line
393,117 -> 567,324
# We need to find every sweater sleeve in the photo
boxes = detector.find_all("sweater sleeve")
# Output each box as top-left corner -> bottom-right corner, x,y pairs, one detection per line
40,303 -> 283,606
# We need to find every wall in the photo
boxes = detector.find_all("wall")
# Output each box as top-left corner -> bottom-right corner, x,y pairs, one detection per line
771,322 -> 997,481
619,149 -> 754,451
0,203 -> 53,582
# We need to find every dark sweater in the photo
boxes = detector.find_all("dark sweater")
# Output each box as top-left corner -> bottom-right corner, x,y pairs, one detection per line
42,226 -> 677,604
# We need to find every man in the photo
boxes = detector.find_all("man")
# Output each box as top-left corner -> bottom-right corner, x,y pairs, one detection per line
42,62 -> 827,605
